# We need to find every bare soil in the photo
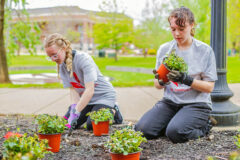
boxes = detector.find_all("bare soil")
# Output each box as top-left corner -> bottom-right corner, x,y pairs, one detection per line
0,115 -> 239,160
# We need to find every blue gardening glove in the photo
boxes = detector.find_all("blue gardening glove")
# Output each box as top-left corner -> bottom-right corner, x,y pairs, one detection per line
167,70 -> 193,86
153,69 -> 170,86
66,107 -> 81,129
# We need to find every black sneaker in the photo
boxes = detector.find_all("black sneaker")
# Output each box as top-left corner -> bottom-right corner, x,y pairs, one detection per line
113,104 -> 123,124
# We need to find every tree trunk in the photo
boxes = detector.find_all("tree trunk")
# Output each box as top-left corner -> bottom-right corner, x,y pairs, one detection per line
114,49 -> 118,61
17,41 -> 21,56
0,0 -> 11,83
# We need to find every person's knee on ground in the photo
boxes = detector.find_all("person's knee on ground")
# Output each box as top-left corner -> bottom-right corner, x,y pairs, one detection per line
135,121 -> 160,140
165,123 -> 189,143
86,116 -> 93,130
113,103 -> 123,124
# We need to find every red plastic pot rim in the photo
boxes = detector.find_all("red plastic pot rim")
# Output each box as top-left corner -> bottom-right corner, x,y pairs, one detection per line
91,120 -> 109,124
38,133 -> 62,136
109,150 -> 141,155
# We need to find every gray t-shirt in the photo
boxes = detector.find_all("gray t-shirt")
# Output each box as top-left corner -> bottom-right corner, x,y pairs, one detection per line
59,50 -> 116,108
155,38 -> 218,107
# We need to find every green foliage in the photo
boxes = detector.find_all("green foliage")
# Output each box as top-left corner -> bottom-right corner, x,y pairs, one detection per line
92,0 -> 133,61
87,108 -> 113,124
147,49 -> 157,55
163,50 -> 188,72
105,128 -> 147,155
35,114 -> 67,134
3,133 -> 49,160
5,1 -> 41,56
65,29 -> 81,43
133,1 -> 172,50
7,21 -> 41,55
227,0 -> 240,50
93,16 -> 133,50
234,132 -> 240,148
229,151 -> 240,160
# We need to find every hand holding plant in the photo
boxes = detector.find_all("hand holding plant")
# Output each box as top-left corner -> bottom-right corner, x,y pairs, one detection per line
163,50 -> 188,73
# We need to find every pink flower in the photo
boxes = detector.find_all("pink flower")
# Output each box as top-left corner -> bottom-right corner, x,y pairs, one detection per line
4,132 -> 22,139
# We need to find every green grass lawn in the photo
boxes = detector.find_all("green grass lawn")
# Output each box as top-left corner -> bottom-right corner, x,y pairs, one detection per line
227,56 -> 240,83
2,55 -> 239,88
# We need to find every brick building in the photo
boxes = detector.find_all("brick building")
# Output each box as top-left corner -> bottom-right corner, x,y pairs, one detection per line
13,6 -> 99,51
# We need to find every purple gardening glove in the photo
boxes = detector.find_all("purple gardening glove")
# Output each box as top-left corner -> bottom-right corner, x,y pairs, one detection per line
66,107 -> 81,129
63,104 -> 76,120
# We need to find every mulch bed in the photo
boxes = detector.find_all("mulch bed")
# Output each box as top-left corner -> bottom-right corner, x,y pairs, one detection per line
0,115 -> 239,160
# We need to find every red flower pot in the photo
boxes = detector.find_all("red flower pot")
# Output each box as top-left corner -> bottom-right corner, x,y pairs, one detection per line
91,121 -> 109,136
157,63 -> 170,83
110,151 -> 141,160
38,133 -> 61,153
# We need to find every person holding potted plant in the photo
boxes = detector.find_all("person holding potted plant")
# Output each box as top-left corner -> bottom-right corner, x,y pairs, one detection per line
44,33 -> 123,132
135,6 -> 218,143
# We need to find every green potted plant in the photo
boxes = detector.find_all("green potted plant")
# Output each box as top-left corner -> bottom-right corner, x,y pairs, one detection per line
105,128 -> 147,160
35,114 -> 67,153
2,133 -> 49,160
157,49 -> 188,82
87,108 -> 114,136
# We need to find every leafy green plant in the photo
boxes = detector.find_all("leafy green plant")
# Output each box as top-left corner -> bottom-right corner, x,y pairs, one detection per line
234,133 -> 240,148
87,108 -> 114,124
2,133 -> 49,160
35,114 -> 67,134
105,128 -> 147,155
163,50 -> 188,72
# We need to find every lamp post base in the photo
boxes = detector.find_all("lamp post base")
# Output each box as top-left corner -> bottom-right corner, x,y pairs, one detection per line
211,100 -> 240,126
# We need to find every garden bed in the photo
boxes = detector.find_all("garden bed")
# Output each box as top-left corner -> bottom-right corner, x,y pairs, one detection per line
0,115 -> 238,160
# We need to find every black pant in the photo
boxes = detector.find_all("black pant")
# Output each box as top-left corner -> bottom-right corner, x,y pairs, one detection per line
65,104 -> 113,130
135,98 -> 211,143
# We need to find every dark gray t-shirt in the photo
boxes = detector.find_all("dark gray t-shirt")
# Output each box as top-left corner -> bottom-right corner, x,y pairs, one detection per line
155,38 -> 218,107
59,51 -> 116,108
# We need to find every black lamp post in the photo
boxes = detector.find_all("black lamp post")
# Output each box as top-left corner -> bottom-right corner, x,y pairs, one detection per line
210,0 -> 240,126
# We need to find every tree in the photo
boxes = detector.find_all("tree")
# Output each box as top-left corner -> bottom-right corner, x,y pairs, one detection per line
65,28 -> 81,43
0,0 -> 10,83
227,0 -> 240,54
133,0 -> 172,57
92,0 -> 133,61
0,0 -> 41,83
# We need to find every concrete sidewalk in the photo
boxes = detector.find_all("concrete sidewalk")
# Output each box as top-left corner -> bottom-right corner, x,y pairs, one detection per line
1,84 -> 240,129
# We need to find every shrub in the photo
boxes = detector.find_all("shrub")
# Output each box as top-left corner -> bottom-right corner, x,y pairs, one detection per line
147,49 -> 157,55
163,50 -> 188,72
105,128 -> 147,155
35,114 -> 67,134
2,133 -> 49,160
87,108 -> 113,125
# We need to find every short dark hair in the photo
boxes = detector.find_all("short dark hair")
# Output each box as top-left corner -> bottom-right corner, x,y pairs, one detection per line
168,6 -> 195,36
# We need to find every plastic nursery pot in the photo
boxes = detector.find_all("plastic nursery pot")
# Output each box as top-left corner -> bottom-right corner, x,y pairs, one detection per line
157,63 -> 170,83
91,121 -> 109,136
38,133 -> 61,153
110,151 -> 141,160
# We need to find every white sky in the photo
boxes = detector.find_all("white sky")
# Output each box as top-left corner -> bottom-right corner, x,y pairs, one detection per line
25,0 -> 148,25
